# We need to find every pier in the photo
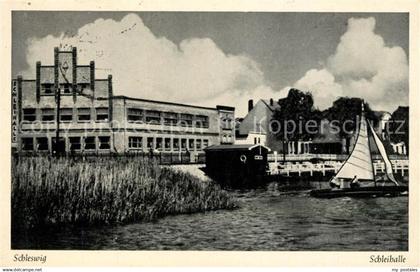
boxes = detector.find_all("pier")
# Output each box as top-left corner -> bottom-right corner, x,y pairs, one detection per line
268,153 -> 409,177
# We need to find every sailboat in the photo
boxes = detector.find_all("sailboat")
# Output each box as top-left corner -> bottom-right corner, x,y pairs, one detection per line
310,102 -> 408,198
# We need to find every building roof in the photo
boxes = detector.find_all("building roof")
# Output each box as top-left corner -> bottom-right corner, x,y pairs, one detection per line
216,105 -> 235,112
261,99 -> 283,112
373,110 -> 391,118
204,144 -> 271,151
111,95 -> 234,111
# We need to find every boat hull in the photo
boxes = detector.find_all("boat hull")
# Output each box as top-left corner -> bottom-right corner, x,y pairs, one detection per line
309,186 -> 408,198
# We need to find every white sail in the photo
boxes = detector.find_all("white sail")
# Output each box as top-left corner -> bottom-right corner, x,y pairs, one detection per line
333,111 -> 374,183
368,121 -> 400,186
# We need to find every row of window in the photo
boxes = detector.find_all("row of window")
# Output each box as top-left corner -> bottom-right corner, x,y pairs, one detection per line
21,136 -> 110,151
41,83 -> 91,95
221,134 -> 234,143
127,108 -> 209,128
22,107 -> 211,127
128,136 -> 209,151
220,112 -> 235,130
22,108 -> 108,122
20,136 -> 209,152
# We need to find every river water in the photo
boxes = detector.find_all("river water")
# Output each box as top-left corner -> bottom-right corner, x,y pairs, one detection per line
13,186 -> 408,251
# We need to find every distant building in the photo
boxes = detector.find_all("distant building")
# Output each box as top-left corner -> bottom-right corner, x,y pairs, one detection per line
237,98 -> 284,151
12,47 -> 235,155
373,111 -> 392,139
391,142 -> 407,155
237,98 -> 340,154
235,131 -> 267,145
309,119 -> 345,154
236,98 -> 390,155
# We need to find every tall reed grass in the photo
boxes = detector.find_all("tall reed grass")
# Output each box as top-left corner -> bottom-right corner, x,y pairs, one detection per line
12,156 -> 237,230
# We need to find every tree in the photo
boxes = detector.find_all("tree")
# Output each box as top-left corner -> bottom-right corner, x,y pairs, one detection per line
388,106 -> 409,154
272,88 -> 319,159
324,97 -> 378,136
323,97 -> 378,153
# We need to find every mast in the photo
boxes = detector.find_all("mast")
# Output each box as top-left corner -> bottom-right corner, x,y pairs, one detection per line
363,101 -> 376,187
331,100 -> 375,186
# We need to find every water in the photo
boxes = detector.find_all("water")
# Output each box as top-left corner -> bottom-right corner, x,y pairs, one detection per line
13,188 -> 408,251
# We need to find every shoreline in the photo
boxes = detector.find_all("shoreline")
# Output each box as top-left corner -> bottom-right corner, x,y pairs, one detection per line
11,156 -> 237,231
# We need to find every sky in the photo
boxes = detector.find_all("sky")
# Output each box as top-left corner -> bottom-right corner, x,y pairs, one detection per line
12,12 -> 409,117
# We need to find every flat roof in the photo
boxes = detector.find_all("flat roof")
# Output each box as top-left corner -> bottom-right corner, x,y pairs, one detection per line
112,95 -> 234,111
205,144 -> 271,151
216,105 -> 235,111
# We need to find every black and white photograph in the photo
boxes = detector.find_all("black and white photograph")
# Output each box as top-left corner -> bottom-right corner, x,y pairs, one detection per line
3,1 -> 418,265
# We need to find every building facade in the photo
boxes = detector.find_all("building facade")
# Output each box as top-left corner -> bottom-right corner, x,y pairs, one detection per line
235,131 -> 267,146
237,99 -> 283,151
237,99 -> 352,154
12,47 -> 235,155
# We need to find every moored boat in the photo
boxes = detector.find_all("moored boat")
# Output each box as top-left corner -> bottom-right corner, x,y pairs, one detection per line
310,185 -> 408,198
310,102 -> 408,198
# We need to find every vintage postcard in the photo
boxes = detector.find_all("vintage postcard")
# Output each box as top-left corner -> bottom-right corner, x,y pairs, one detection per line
0,0 -> 419,268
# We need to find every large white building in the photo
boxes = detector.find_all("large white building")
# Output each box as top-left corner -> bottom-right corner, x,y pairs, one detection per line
12,47 -> 236,156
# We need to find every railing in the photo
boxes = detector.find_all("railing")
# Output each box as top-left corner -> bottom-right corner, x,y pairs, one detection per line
268,159 -> 409,177
267,153 -> 408,162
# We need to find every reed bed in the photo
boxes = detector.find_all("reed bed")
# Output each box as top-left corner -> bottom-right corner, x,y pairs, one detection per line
12,156 -> 237,230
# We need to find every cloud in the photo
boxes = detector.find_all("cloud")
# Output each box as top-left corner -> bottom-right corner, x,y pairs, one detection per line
21,15 -> 408,117
288,17 -> 408,112
21,13 -> 279,117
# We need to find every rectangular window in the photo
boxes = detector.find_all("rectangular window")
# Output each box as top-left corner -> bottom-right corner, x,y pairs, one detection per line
195,115 -> 209,128
188,139 -> 194,150
36,137 -> 49,151
127,108 -> 143,122
173,138 -> 180,151
21,137 -> 34,151
69,137 -> 81,151
78,108 -> 91,122
78,83 -> 90,92
181,139 -> 187,151
145,110 -> 161,124
60,83 -> 72,94
163,112 -> 178,126
41,83 -> 53,94
180,114 -> 193,127
156,138 -> 163,151
41,108 -> 55,121
52,137 -> 65,152
96,108 -> 109,122
196,139 -> 202,150
147,137 -> 154,149
164,138 -> 171,151
23,108 -> 36,122
98,136 -> 110,150
84,136 -> 96,150
221,115 -> 234,130
129,137 -> 143,149
203,139 -> 209,148
60,108 -> 73,122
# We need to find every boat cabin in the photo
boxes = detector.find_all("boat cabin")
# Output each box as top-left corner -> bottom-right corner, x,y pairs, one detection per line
204,144 -> 270,188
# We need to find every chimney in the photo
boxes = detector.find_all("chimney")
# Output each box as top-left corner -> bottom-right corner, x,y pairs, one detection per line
270,98 -> 274,106
248,99 -> 253,112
